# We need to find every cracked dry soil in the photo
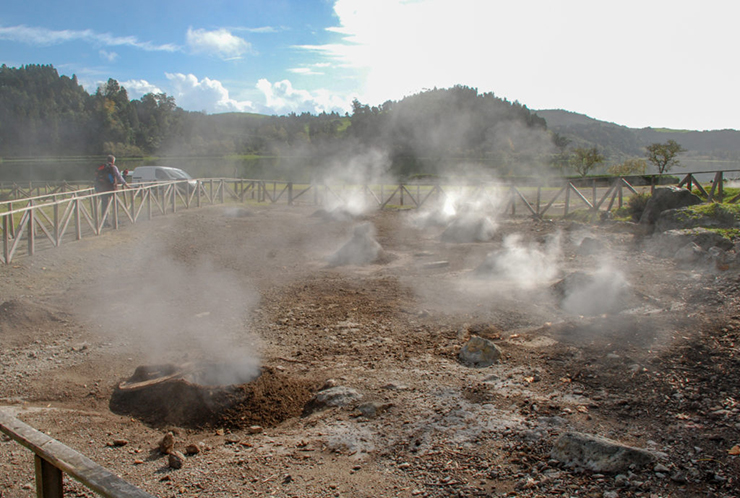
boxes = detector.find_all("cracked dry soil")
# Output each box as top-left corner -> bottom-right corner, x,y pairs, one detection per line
1,203 -> 739,497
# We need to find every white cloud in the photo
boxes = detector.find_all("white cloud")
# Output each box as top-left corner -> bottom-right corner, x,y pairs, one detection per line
255,78 -> 353,115
242,26 -> 279,34
288,62 -> 333,76
186,27 -> 252,60
99,49 -> 118,62
122,79 -> 163,99
165,73 -> 255,113
0,24 -> 179,51
288,67 -> 321,76
303,0 -> 740,130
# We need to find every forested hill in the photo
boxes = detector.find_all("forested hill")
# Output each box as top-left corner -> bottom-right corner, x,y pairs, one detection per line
0,64 -> 553,177
11,63 -> 736,178
536,109 -> 740,162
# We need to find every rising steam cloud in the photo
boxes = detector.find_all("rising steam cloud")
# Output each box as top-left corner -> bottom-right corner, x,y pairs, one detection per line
559,265 -> 631,316
475,232 -> 563,289
84,247 -> 262,386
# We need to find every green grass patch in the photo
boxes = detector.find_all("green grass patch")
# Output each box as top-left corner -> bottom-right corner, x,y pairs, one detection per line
709,228 -> 740,241
563,208 -> 600,223
719,187 -> 740,201
679,202 -> 740,220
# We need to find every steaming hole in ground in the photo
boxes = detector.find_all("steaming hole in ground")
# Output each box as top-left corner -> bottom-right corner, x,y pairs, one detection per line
111,363 -> 316,429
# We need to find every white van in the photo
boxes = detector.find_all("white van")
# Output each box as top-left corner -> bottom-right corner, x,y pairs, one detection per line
131,166 -> 198,190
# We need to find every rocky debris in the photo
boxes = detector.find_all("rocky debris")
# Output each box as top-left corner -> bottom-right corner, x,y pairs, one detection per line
551,432 -> 663,473
303,386 -> 363,415
168,450 -> 186,469
649,227 -> 734,257
639,187 -> 702,226
327,222 -> 384,266
4,204 -> 740,497
441,213 -> 497,243
353,402 -> 393,418
674,241 -> 705,264
184,443 -> 201,455
458,336 -> 503,368
381,381 -> 409,391
467,323 -> 503,341
159,432 -> 175,454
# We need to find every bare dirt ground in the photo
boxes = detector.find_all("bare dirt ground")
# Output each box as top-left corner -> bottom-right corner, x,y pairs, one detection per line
1,202 -> 739,497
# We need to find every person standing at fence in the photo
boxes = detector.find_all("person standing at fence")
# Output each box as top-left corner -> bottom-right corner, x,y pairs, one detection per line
94,155 -> 129,227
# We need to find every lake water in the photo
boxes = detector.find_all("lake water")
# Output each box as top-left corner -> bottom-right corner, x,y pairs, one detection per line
0,156 -> 309,183
3,156 -> 740,185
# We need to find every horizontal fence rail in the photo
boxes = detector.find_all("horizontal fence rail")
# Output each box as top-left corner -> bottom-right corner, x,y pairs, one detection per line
0,410 -> 154,498
1,171 -> 734,265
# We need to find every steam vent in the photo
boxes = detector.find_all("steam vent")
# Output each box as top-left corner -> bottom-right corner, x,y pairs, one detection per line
327,222 -> 385,266
110,363 -> 315,429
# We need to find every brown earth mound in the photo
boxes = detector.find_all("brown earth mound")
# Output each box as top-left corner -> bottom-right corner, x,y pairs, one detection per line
0,298 -> 68,346
110,364 -> 316,429
0,299 -> 66,330
217,367 -> 318,429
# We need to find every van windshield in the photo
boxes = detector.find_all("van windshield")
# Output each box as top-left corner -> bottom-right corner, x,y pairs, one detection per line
166,169 -> 193,180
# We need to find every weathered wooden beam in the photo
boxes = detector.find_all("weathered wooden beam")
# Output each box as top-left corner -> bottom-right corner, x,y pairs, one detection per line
511,187 -> 538,216
0,410 -> 155,498
568,183 -> 594,209
538,184 -> 567,217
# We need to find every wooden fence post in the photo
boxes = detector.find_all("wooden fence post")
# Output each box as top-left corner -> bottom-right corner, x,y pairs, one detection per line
592,179 -> 597,209
53,195 -> 60,245
75,198 -> 82,240
3,215 -> 9,263
35,455 -> 64,498
28,201 -> 35,256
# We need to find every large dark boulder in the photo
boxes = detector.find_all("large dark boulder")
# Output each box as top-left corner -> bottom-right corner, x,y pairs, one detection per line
639,187 -> 702,225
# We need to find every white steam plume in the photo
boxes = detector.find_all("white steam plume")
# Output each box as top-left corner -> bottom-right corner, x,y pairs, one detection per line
560,265 -> 631,316
83,248 -> 262,386
475,232 -> 563,289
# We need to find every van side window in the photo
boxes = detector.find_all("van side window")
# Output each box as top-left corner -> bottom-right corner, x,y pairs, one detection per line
155,169 -> 168,180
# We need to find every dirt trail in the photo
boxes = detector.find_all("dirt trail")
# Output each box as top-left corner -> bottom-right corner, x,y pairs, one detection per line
1,203 -> 738,497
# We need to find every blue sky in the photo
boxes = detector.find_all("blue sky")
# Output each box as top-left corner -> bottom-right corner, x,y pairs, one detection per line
1,0 -> 738,131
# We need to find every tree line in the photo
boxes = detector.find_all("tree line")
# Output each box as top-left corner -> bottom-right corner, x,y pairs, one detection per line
0,64 -> 684,178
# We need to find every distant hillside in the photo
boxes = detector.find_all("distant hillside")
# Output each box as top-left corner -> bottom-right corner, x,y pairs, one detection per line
535,109 -> 622,128
535,109 -> 740,164
534,109 -> 644,160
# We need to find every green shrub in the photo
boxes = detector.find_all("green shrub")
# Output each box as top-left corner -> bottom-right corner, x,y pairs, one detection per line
624,192 -> 651,221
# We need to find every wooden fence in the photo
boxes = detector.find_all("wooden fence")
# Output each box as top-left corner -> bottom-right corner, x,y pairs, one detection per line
2,171 -> 737,265
0,179 -> 230,265
0,410 -> 154,498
